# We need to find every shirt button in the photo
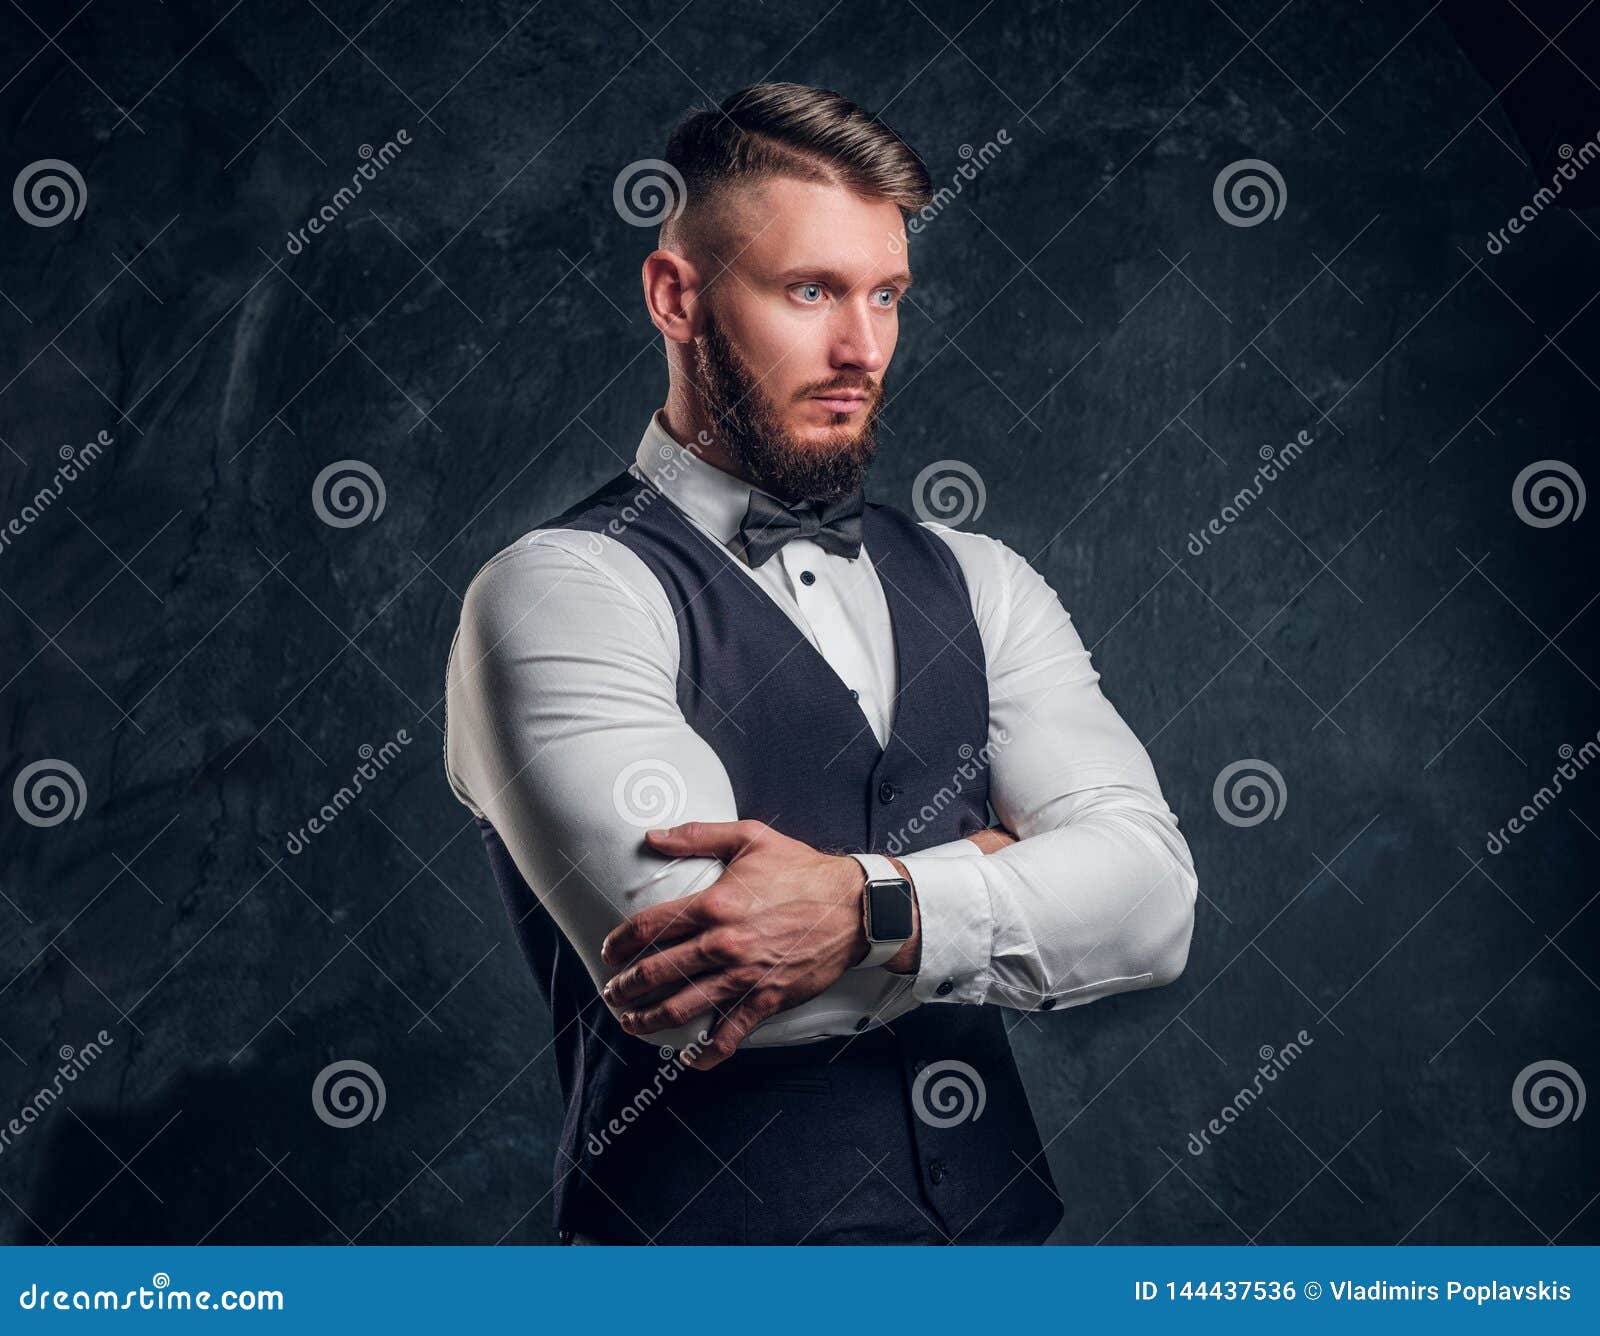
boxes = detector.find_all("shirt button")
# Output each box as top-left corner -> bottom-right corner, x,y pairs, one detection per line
1039,997 -> 1057,1011
799,570 -> 816,585
854,1016 -> 871,1032
936,980 -> 954,997
878,780 -> 897,804
927,1158 -> 946,1185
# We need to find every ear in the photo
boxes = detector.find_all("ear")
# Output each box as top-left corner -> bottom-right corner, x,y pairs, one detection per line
642,249 -> 703,344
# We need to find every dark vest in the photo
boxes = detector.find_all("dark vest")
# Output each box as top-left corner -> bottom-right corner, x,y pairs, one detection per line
473,467 -> 1063,1244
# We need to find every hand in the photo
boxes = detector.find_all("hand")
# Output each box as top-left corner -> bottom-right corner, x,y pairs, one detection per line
599,819 -> 872,1068
965,824 -> 1017,855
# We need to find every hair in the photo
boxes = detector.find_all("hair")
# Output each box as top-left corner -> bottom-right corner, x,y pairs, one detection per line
660,81 -> 932,262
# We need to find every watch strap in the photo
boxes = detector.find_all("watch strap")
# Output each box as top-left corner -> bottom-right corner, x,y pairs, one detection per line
851,852 -> 907,969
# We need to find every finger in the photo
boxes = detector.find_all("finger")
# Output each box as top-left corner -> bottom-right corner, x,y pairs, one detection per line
684,991 -> 781,1069
600,891 -> 714,966
643,819 -> 765,863
618,971 -> 754,1037
603,933 -> 726,1005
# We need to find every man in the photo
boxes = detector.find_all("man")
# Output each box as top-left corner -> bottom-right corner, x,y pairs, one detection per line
443,82 -> 1199,1245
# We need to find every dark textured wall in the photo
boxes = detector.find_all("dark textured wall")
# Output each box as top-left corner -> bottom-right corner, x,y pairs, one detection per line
2,0 -> 1596,1245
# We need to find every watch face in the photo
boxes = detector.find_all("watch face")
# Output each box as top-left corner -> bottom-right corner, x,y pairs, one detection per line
867,878 -> 914,942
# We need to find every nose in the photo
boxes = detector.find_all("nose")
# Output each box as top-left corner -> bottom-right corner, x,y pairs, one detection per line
829,296 -> 890,376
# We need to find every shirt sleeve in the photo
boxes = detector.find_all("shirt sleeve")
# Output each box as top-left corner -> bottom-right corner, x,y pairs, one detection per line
900,524 -> 1199,1011
443,530 -> 899,1051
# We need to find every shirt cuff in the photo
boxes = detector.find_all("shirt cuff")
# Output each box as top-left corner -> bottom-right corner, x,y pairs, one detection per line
896,835 -> 988,861
899,849 -> 992,1005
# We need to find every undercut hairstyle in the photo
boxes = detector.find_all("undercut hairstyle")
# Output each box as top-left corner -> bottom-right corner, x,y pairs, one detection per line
659,81 -> 932,265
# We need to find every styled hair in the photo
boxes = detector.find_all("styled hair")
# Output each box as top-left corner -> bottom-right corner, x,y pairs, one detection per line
660,82 -> 932,256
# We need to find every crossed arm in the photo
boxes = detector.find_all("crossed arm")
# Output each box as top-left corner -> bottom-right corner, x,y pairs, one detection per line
445,524 -> 1199,1070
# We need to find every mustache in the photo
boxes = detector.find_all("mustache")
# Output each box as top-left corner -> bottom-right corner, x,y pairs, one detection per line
799,377 -> 879,398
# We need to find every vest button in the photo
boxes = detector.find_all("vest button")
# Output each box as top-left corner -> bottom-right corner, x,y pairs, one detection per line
558,1228 -> 573,1244
1039,997 -> 1057,1010
849,688 -> 859,701
936,979 -> 954,997
799,569 -> 816,585
927,1158 -> 946,1185
854,1015 -> 871,1031
913,1059 -> 928,1073
877,780 -> 897,804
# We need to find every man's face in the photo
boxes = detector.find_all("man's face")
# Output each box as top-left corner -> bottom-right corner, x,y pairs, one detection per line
690,176 -> 911,503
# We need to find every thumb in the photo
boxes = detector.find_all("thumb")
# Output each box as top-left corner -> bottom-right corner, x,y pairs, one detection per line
644,819 -> 753,859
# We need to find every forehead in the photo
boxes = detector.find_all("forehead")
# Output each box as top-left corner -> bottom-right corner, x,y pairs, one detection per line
722,176 -> 908,280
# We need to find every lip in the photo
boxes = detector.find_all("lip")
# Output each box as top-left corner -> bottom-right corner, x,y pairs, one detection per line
810,393 -> 870,412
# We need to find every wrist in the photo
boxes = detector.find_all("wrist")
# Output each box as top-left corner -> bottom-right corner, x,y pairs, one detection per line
844,852 -> 920,973
881,855 -> 920,973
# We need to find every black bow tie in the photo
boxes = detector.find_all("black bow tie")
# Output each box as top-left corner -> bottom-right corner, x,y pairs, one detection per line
733,487 -> 866,568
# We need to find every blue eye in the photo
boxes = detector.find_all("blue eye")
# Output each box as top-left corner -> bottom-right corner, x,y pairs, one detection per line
797,283 -> 823,303
872,288 -> 897,307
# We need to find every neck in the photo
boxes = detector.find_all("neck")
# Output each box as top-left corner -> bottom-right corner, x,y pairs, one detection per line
659,387 -> 748,486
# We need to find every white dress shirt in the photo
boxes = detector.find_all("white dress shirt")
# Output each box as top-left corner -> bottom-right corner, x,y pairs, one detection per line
443,409 -> 1199,1049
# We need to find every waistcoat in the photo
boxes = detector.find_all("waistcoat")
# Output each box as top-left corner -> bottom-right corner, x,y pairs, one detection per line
473,467 -> 1063,1244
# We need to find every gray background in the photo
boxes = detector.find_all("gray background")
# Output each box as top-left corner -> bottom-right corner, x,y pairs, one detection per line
1,0 -> 1596,1244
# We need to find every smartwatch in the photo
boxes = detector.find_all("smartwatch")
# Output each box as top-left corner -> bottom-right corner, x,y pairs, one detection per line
849,852 -> 914,968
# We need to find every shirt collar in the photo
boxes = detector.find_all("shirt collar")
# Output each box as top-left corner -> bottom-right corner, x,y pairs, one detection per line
631,408 -> 784,547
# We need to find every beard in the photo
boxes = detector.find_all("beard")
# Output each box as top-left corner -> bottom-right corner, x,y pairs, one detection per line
691,313 -> 882,503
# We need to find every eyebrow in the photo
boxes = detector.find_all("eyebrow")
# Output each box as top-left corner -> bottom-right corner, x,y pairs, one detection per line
774,267 -> 914,290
